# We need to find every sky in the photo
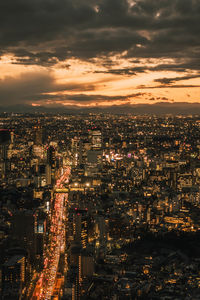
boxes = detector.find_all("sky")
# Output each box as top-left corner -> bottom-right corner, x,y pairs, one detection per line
0,0 -> 200,109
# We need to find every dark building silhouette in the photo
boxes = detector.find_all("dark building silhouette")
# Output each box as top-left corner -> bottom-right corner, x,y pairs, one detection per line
2,255 -> 26,300
47,146 -> 56,168
34,125 -> 43,145
0,129 -> 11,178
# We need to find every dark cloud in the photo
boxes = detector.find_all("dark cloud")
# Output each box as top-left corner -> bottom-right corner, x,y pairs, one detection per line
138,84 -> 200,89
11,49 -> 63,67
94,60 -> 200,76
149,96 -> 170,101
29,92 -> 147,104
0,71 -> 148,106
0,0 -> 200,107
0,0 -> 96,46
0,0 -> 199,68
95,66 -> 146,76
154,74 -> 200,85
0,72 -> 96,105
0,72 -> 54,105
151,59 -> 200,72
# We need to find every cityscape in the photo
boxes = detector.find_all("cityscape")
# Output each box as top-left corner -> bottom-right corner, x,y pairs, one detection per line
0,0 -> 200,299
0,113 -> 200,299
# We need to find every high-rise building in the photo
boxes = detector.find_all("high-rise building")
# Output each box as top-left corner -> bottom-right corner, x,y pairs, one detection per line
78,252 -> 94,298
90,128 -> 102,150
2,255 -> 26,300
73,209 -> 88,249
46,164 -> 52,185
70,242 -> 81,300
0,129 -> 11,144
34,210 -> 46,270
71,137 -> 80,166
34,125 -> 43,145
0,129 -> 11,178
84,128 -> 103,176
79,252 -> 94,278
46,145 -> 56,184
11,211 -> 37,267
96,215 -> 106,245
47,145 -> 56,168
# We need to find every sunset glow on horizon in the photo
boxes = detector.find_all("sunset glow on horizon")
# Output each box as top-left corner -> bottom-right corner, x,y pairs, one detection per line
0,0 -> 200,109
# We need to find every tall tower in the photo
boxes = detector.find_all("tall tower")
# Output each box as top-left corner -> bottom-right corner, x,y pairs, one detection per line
0,129 -> 11,178
73,209 -> 88,249
46,145 -> 56,184
2,255 -> 26,299
47,145 -> 56,168
86,128 -> 102,175
34,125 -> 43,145
90,128 -> 102,150
45,164 -> 52,185
11,210 -> 37,268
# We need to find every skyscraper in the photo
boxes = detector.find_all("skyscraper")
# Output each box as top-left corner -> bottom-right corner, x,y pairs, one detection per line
2,255 -> 26,300
0,129 -> 11,178
34,125 -> 43,145
85,129 -> 102,176
90,128 -> 102,150
73,209 -> 88,249
46,145 -> 56,184
47,145 -> 56,168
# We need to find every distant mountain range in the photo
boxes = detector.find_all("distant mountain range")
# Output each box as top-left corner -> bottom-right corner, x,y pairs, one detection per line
1,102 -> 200,115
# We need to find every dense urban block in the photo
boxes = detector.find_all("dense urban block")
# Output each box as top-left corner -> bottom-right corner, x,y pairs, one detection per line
1,113 -> 200,300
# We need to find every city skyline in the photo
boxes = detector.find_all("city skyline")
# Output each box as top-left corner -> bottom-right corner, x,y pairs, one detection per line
1,114 -> 200,299
0,0 -> 200,110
